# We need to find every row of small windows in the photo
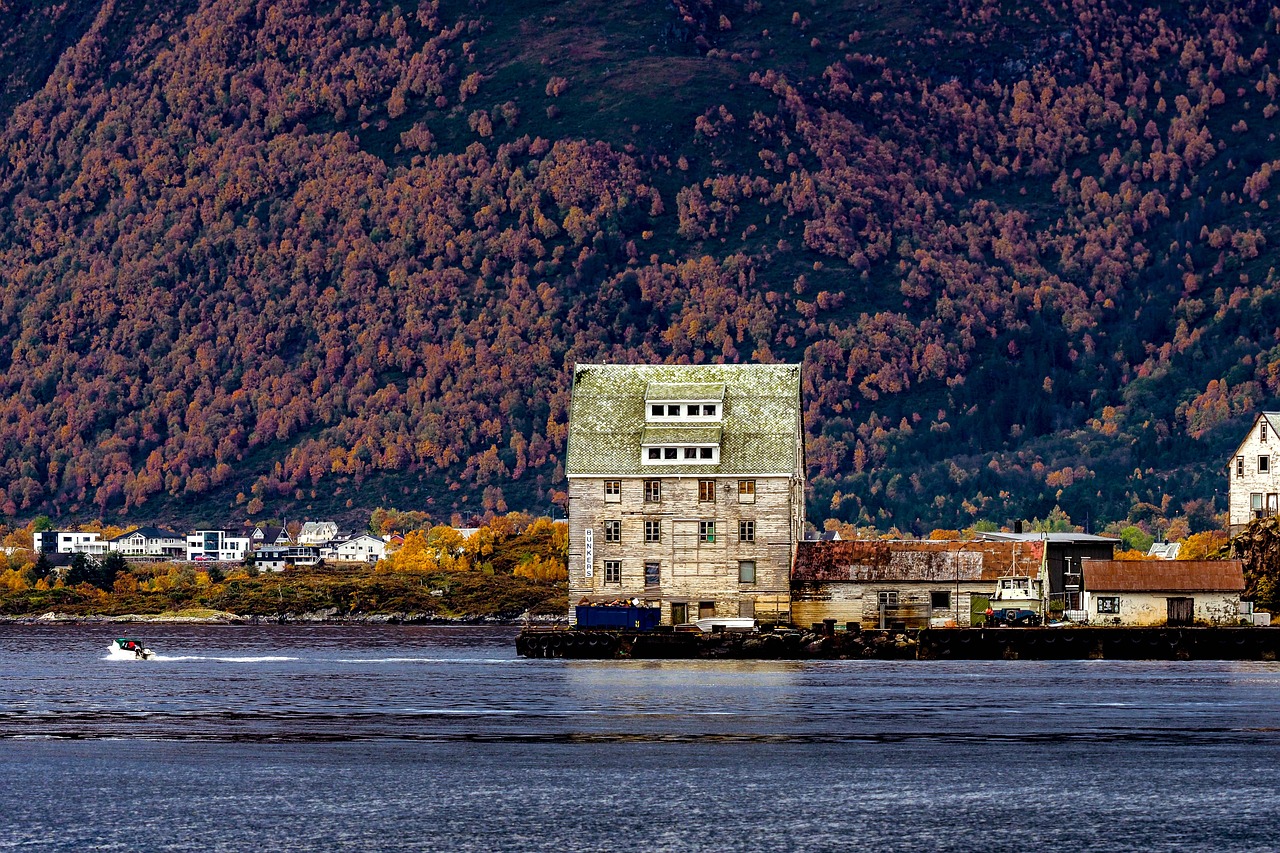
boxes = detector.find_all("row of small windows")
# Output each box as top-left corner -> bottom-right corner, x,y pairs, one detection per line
603,479 -> 756,503
598,559 -> 756,585
649,403 -> 718,418
645,446 -> 716,461
1236,455 -> 1272,476
605,519 -> 755,544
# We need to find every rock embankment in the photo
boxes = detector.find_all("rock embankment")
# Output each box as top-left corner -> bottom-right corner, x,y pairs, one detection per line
517,627 -> 917,660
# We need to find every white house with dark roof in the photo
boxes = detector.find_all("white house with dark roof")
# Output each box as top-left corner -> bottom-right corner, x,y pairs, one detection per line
565,363 -> 806,626
1227,411 -> 1280,533
325,534 -> 387,564
108,527 -> 186,560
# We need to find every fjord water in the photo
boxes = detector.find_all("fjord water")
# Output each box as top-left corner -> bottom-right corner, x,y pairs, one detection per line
2,625 -> 1279,851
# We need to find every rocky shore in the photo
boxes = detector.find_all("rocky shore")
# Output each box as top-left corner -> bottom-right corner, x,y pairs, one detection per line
1,609 -> 567,626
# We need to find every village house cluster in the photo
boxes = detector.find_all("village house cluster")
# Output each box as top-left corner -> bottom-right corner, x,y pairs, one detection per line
33,521 -> 390,570
566,363 -> 1256,630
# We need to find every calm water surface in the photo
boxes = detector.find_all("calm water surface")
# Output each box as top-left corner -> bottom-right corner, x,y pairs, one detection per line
2,624 -> 1279,851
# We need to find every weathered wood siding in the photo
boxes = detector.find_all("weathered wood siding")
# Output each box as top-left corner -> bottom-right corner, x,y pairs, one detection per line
568,474 -> 799,624
1228,415 -> 1280,530
793,581 -> 991,627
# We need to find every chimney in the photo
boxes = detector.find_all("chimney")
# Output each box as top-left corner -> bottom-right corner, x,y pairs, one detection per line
1014,520 -> 1024,534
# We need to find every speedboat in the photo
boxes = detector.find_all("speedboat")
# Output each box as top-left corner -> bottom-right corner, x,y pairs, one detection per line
108,638 -> 155,660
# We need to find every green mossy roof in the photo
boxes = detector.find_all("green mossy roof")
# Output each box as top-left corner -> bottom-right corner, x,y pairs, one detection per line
567,364 -> 803,476
640,425 -> 723,445
644,382 -> 726,402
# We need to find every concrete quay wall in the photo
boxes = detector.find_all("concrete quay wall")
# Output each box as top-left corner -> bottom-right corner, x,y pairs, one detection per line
516,626 -> 1280,661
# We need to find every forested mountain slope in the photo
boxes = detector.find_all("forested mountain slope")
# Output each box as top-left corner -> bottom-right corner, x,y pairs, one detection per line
0,0 -> 1278,533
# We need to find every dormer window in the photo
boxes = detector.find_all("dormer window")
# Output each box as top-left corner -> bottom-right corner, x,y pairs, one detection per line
647,402 -> 721,422
643,445 -> 720,465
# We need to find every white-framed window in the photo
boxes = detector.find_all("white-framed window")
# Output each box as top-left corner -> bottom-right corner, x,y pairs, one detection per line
641,445 -> 719,465
604,560 -> 621,584
1238,456 -> 1246,478
1097,596 -> 1120,614
646,402 -> 721,423
1260,456 -> 1271,474
644,480 -> 661,502
698,521 -> 715,543
739,520 -> 755,542
604,480 -> 621,502
604,520 -> 621,543
738,560 -> 756,584
738,480 -> 756,503
644,520 -> 661,543
878,591 -> 898,606
1264,422 -> 1270,442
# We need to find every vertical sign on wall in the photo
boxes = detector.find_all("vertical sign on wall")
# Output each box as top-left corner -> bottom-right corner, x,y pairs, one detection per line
584,528 -> 594,578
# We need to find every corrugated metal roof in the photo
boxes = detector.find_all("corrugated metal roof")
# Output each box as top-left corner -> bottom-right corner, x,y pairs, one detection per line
566,364 -> 802,476
793,540 -> 1045,582
1084,560 -> 1245,592
645,382 -> 726,401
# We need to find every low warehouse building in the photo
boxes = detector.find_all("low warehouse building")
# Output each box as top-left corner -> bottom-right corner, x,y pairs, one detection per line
792,539 -> 1045,628
1082,560 -> 1246,626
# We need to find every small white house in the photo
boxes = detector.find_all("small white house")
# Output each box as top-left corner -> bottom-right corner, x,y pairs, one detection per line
1082,560 -> 1245,626
297,521 -> 339,545
329,534 -> 387,564
1227,411 -> 1280,533
186,530 -> 251,562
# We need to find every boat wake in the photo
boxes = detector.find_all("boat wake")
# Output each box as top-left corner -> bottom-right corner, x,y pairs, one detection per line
149,655 -> 299,662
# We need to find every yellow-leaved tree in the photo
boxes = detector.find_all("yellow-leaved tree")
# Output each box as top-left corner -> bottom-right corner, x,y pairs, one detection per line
514,555 -> 568,581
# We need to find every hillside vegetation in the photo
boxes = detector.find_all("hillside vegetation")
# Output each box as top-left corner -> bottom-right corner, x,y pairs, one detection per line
0,511 -> 568,618
1,0 -> 1279,534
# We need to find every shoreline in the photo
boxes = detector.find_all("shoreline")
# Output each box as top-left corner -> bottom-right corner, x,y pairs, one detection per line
0,611 -> 568,626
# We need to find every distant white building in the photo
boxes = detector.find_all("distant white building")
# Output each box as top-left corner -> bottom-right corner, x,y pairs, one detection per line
186,530 -> 251,562
254,545 -> 321,572
109,527 -> 186,560
1227,411 -> 1280,533
251,524 -> 290,549
328,535 -> 387,564
34,531 -> 108,556
297,521 -> 339,545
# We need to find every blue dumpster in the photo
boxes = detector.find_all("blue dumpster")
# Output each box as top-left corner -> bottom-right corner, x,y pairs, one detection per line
575,605 -> 661,631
